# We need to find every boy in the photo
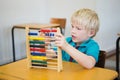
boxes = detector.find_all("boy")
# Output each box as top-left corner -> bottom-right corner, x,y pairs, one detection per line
55,8 -> 100,69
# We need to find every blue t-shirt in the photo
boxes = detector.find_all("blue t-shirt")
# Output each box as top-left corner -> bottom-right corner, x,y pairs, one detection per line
62,37 -> 100,63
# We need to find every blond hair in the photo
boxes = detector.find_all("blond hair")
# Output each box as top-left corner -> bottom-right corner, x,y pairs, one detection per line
71,8 -> 99,37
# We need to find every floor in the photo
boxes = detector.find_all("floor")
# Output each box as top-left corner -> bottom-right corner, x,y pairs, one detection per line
105,53 -> 120,78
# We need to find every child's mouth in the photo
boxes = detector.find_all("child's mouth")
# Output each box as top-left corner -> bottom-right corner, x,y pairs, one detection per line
72,35 -> 76,40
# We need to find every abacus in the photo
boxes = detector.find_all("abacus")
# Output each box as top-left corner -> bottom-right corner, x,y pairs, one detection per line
25,26 -> 62,72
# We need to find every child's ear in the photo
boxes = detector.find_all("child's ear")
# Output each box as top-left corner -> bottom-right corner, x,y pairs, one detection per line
88,30 -> 95,37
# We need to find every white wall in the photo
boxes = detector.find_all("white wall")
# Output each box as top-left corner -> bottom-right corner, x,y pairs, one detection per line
96,0 -> 120,51
0,0 -> 48,64
0,0 -> 119,65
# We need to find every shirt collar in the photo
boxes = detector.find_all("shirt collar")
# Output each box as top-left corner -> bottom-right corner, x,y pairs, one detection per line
68,37 -> 91,47
79,38 -> 91,47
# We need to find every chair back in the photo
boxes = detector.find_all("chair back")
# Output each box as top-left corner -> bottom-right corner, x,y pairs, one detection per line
95,50 -> 106,68
50,18 -> 66,35
50,18 -> 66,29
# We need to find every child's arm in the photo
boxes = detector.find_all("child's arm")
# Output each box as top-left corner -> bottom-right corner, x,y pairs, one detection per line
55,33 -> 96,69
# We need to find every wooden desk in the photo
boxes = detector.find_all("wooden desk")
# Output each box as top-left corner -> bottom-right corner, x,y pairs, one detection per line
11,23 -> 60,62
0,59 -> 118,80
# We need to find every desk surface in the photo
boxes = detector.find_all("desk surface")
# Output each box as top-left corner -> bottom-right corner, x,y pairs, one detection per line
0,59 -> 118,80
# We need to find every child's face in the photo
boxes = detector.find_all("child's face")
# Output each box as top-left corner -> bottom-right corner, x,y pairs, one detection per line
71,22 -> 93,45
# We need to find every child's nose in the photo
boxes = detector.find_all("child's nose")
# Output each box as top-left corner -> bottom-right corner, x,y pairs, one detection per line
71,28 -> 76,34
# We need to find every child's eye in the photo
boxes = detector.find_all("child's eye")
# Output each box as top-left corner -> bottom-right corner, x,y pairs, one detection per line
76,27 -> 82,30
71,25 -> 74,28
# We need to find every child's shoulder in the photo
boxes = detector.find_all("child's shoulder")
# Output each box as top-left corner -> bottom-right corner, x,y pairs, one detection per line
89,38 -> 98,44
86,38 -> 99,47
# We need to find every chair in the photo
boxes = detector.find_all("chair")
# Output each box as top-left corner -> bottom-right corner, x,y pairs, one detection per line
95,50 -> 106,68
115,34 -> 120,80
50,18 -> 66,35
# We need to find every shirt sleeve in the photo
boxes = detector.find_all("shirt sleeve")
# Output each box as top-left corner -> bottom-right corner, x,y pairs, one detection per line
86,42 -> 100,62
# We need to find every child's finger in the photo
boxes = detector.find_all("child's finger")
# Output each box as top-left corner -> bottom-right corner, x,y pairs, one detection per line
55,33 -> 63,39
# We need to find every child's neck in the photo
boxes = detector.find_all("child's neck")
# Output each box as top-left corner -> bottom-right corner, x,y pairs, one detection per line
75,37 -> 90,46
75,42 -> 81,46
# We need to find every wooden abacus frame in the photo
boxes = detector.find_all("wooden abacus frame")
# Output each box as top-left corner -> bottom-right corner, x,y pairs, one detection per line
25,24 -> 63,72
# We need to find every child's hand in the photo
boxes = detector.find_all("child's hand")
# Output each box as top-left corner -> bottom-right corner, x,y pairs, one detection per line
55,33 -> 67,49
46,49 -> 57,58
